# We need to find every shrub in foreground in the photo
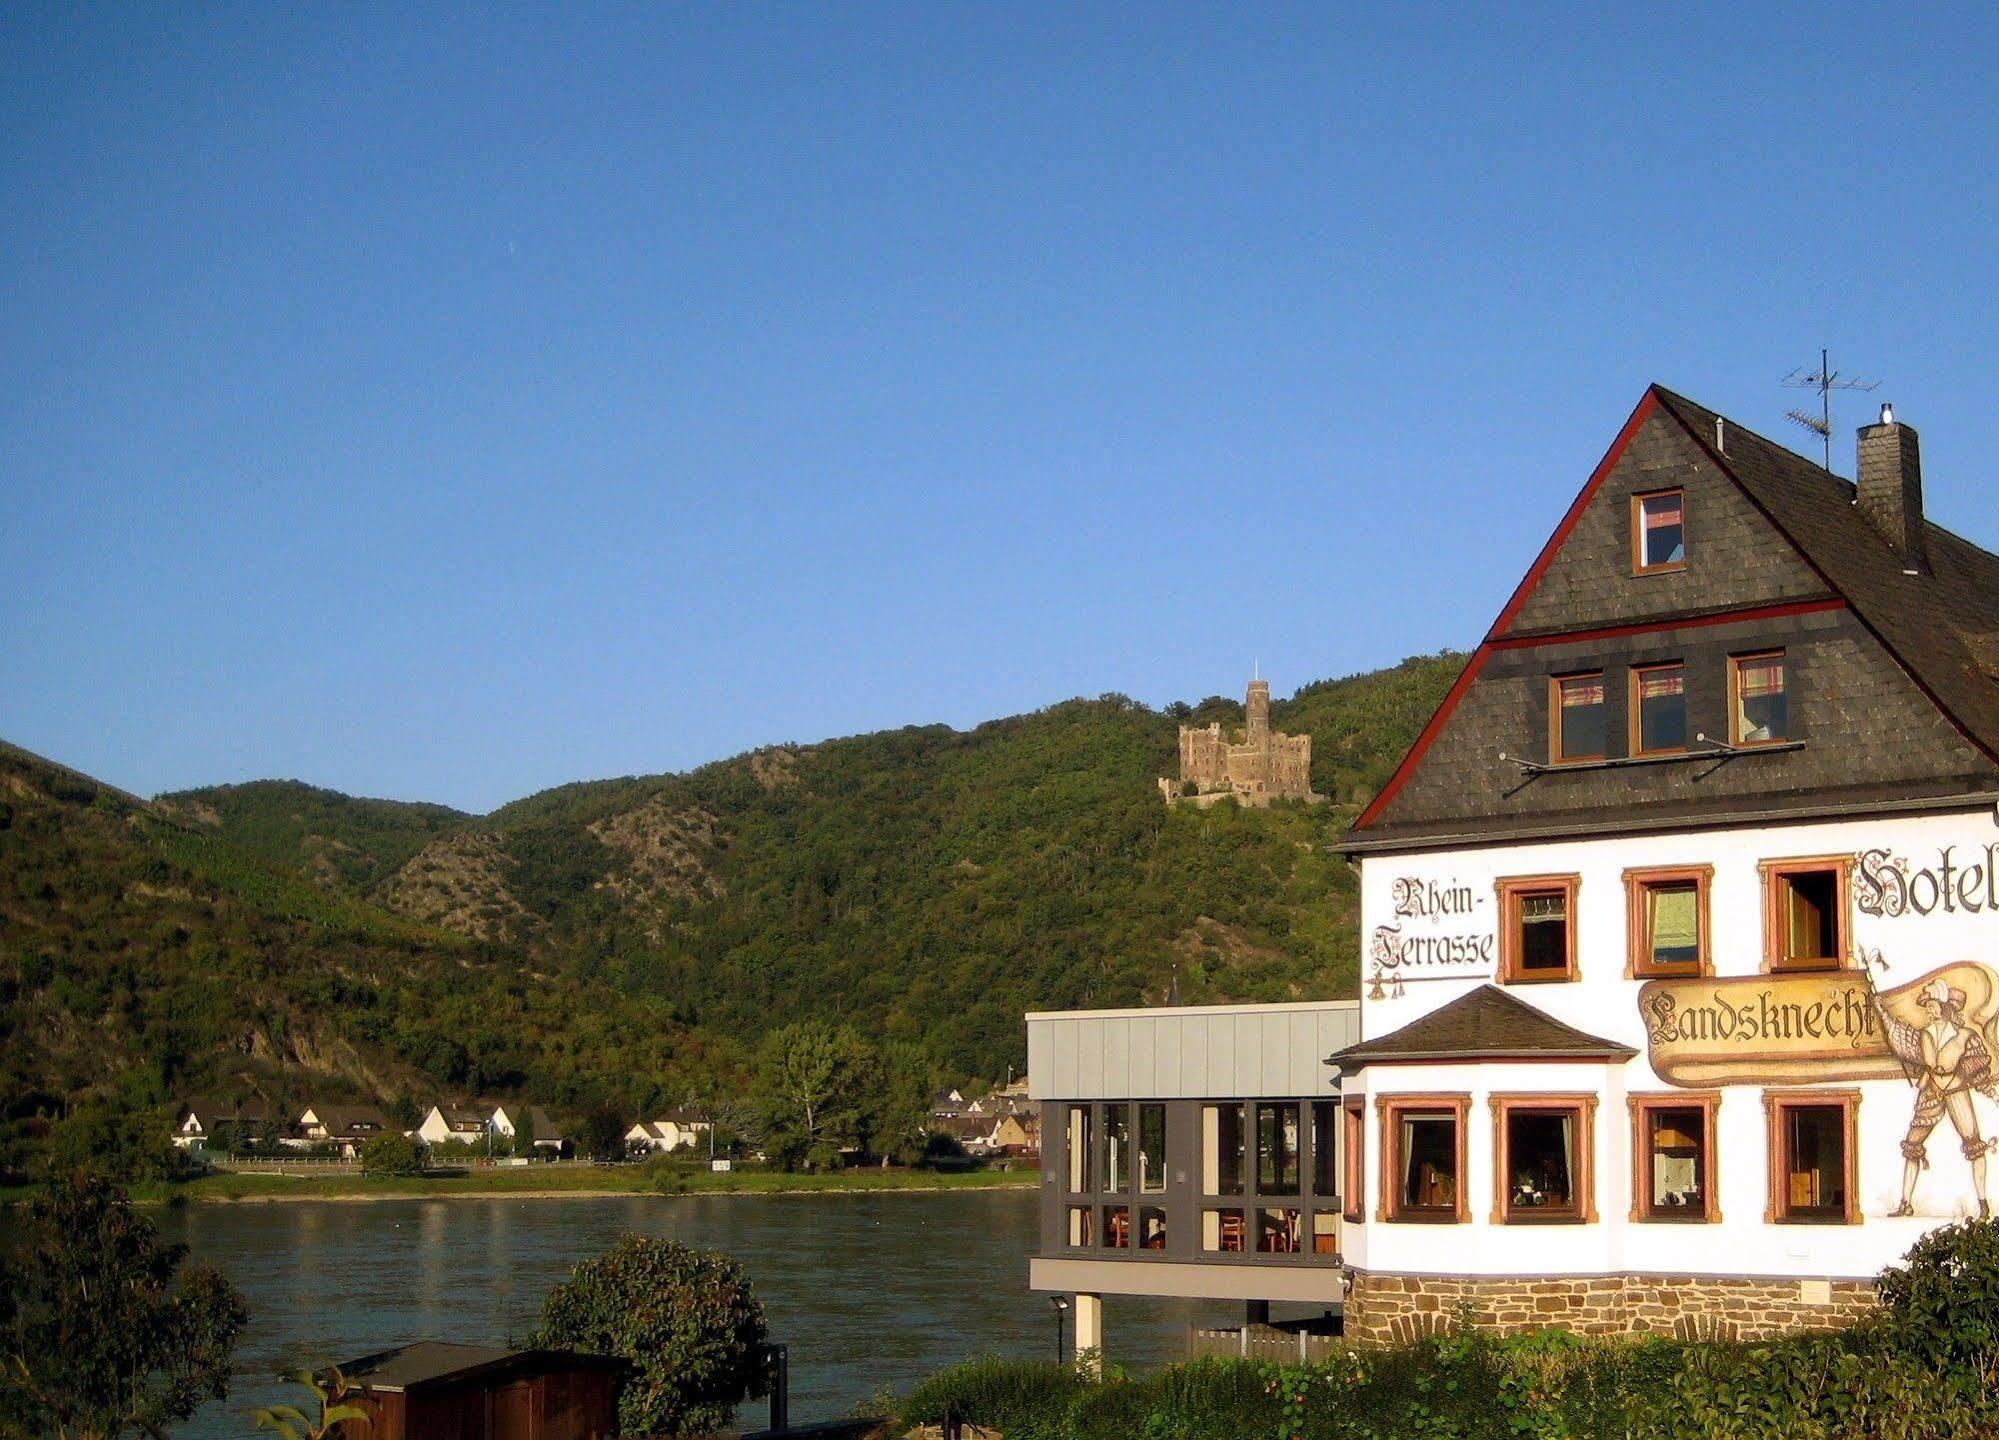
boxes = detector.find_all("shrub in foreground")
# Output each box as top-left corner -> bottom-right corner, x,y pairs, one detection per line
533,1233 -> 767,1437
903,1223 -> 1999,1439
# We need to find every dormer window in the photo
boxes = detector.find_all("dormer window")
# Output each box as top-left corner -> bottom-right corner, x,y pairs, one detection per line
1550,672 -> 1606,763
1633,490 -> 1686,573
1631,663 -> 1687,755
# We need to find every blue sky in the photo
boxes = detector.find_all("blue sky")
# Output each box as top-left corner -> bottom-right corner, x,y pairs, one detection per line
4,4 -> 1996,812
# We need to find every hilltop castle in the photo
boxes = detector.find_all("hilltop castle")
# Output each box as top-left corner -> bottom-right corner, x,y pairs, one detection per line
1159,678 -> 1320,807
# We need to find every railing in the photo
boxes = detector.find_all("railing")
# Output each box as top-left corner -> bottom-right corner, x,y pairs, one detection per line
1187,1322 -> 1346,1364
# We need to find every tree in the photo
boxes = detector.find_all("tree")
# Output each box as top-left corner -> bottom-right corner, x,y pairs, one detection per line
252,1365 -> 369,1440
579,1105 -> 627,1162
754,1021 -> 871,1169
856,1040 -> 934,1164
533,1234 -> 767,1437
0,1172 -> 247,1440
357,1130 -> 425,1177
39,1101 -> 186,1185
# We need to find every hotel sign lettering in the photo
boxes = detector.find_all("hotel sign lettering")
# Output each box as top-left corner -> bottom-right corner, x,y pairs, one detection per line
1855,844 -> 1999,918
1640,974 -> 1903,1086
1367,876 -> 1494,995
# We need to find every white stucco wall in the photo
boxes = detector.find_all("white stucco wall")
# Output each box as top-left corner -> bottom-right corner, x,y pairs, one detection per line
1344,804 -> 1999,1282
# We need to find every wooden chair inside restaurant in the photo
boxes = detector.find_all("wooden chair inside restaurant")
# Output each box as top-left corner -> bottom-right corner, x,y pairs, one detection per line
1106,1208 -> 1131,1248
1218,1212 -> 1245,1252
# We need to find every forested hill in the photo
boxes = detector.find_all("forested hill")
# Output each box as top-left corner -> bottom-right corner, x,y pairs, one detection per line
3,653 -> 1462,1133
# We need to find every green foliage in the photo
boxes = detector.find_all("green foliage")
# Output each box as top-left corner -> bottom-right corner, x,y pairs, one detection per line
0,1172 -> 248,1440
532,1233 -> 768,1437
356,1130 -> 425,1177
1877,1215 -> 1999,1367
0,657 -> 1459,1166
251,1364 -> 370,1440
41,1097 -> 188,1185
899,1295 -> 1999,1440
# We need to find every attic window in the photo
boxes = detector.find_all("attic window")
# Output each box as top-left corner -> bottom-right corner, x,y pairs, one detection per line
1634,490 -> 1686,573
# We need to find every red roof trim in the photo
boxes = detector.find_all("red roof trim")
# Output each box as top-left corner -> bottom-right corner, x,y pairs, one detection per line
1353,647 -> 1490,830
1486,388 -> 1662,641
1354,387 -> 1661,834
1652,397 -> 1999,769
1488,596 -> 1847,650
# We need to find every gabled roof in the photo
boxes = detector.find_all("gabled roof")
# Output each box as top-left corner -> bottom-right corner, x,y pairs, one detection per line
302,1102 -> 391,1134
1351,384 -> 1999,838
1647,388 -> 1999,762
1327,986 -> 1636,1070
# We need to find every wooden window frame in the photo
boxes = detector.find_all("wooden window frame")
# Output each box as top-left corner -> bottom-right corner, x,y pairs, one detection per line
1376,1094 -> 1470,1225
1496,874 -> 1581,984
1629,1092 -> 1721,1223
1490,1094 -> 1597,1225
1623,864 -> 1714,979
1342,1098 -> 1366,1224
1628,661 -> 1689,757
1548,671 -> 1609,765
1763,1090 -> 1860,1225
1631,488 -> 1688,575
1759,855 -> 1855,973
1729,650 -> 1790,747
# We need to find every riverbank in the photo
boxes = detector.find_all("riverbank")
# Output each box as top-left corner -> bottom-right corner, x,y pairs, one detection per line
0,1163 -> 1040,1206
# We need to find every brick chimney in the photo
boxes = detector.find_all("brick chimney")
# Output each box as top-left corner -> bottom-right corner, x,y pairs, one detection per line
1856,403 -> 1928,573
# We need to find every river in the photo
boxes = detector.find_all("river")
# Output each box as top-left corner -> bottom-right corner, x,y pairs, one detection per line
146,1188 -> 1245,1436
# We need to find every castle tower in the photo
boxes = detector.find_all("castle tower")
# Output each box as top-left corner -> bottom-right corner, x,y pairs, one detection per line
1245,679 -> 1270,744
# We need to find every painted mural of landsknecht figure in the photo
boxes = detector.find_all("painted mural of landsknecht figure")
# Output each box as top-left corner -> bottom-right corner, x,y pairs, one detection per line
1880,977 -> 1999,1218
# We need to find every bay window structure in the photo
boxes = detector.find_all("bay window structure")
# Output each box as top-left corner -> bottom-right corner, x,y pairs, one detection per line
1491,1095 -> 1596,1224
1379,1096 -> 1469,1223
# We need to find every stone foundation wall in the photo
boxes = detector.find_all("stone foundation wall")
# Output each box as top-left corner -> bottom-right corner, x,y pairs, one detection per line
1345,1271 -> 1877,1346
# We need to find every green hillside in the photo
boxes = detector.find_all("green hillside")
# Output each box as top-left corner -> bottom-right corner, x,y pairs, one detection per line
2,653 -> 1463,1158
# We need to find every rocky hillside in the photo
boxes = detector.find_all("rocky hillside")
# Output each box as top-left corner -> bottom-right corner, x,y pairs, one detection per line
1,652 -> 1463,1146
161,653 -> 1464,1072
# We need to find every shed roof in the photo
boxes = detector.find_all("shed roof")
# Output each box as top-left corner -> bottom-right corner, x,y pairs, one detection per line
1328,986 -> 1636,1070
341,1340 -> 623,1392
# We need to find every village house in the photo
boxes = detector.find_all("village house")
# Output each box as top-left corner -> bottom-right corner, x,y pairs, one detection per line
171,1097 -> 274,1151
491,1101 -> 565,1155
416,1103 -> 496,1149
1030,386 -> 1999,1356
625,1107 -> 712,1153
291,1102 -> 394,1158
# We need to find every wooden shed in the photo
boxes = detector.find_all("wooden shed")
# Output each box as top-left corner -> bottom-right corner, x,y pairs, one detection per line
335,1341 -> 624,1440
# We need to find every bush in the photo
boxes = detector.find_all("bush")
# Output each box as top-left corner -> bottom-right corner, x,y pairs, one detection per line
357,1130 -> 425,1177
533,1233 -> 768,1436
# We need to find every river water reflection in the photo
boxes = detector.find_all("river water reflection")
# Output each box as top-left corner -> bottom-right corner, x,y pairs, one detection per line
144,1188 -> 1246,1436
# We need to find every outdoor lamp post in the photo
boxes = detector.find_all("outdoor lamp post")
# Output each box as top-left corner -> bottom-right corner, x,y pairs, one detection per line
1049,1294 -> 1070,1361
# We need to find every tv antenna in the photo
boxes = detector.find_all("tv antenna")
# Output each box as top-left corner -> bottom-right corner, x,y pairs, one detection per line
1783,348 -> 1878,473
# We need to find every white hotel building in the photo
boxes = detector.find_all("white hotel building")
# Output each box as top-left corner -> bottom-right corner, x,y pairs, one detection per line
1032,386 -> 1999,1350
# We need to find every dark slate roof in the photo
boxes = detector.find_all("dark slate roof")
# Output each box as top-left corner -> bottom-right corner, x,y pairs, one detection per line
1327,986 -> 1637,1069
341,1340 -> 623,1392
344,1341 -> 513,1390
1652,387 -> 1999,761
